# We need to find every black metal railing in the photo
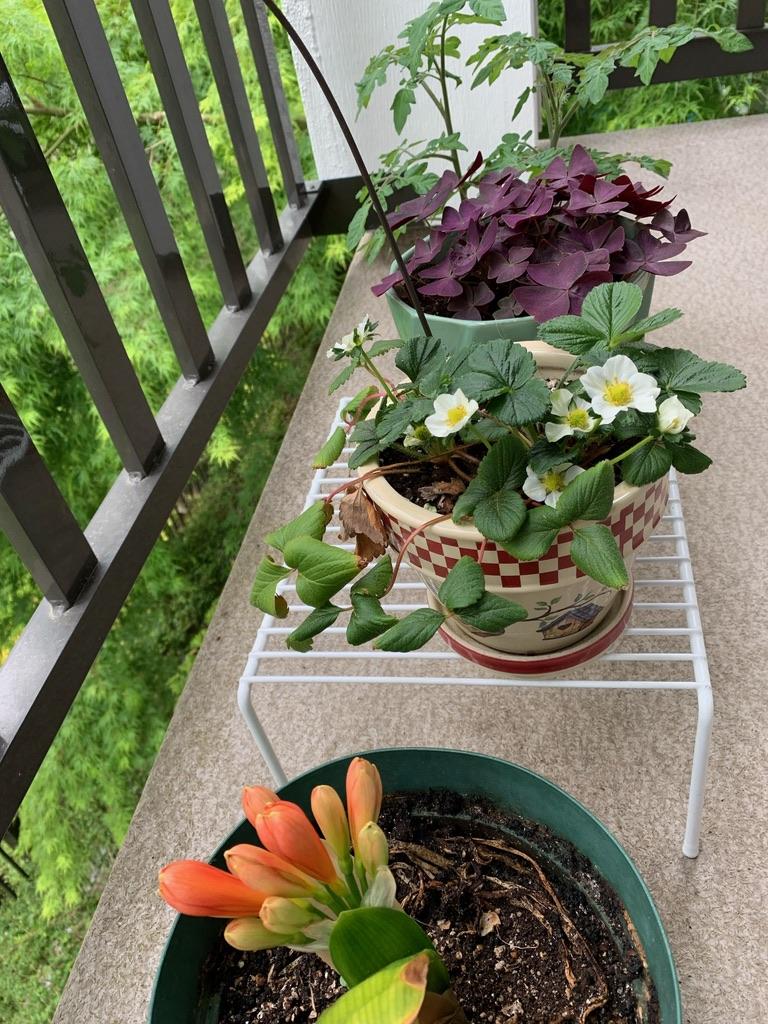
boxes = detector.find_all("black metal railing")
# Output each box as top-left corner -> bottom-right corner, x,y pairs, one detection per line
565,0 -> 768,81
1,0 -> 766,837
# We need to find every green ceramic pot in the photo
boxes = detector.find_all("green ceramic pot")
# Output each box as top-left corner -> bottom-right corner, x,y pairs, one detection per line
385,259 -> 654,346
149,748 -> 681,1023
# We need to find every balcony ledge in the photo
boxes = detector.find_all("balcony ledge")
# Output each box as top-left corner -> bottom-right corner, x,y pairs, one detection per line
54,115 -> 768,1023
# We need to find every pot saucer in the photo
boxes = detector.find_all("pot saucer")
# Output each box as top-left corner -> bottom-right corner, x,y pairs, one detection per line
428,580 -> 635,677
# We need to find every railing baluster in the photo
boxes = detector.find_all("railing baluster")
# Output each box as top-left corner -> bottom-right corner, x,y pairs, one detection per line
240,0 -> 305,208
130,0 -> 252,310
41,0 -> 215,382
564,0 -> 592,52
0,387 -> 97,608
737,0 -> 766,28
193,0 -> 284,253
649,0 -> 677,26
0,55 -> 165,478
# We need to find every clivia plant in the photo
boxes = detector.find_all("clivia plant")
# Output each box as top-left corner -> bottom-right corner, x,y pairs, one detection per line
250,282 -> 745,656
159,758 -> 465,1023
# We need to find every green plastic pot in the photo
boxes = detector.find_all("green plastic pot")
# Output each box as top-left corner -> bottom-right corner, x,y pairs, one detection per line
385,256 -> 654,347
149,748 -> 681,1023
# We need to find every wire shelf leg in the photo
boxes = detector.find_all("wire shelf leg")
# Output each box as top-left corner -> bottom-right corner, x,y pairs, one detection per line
683,684 -> 714,858
237,676 -> 287,787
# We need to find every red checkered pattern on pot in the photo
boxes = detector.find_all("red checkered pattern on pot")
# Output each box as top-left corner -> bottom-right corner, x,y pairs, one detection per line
381,477 -> 669,589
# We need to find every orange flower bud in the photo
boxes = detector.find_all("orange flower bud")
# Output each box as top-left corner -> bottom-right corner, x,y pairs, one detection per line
356,821 -> 389,879
311,785 -> 351,861
259,896 -> 319,935
224,917 -> 304,951
346,757 -> 383,849
158,860 -> 264,918
256,801 -> 338,884
242,785 -> 280,829
224,844 -> 321,898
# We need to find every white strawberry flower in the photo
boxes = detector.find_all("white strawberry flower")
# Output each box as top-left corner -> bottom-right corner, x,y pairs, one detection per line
523,463 -> 584,508
326,315 -> 377,359
544,389 -> 598,442
657,395 -> 694,435
581,354 -> 660,425
425,389 -> 479,438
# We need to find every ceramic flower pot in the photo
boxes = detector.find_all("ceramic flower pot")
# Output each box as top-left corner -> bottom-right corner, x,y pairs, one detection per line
385,252 -> 654,348
360,341 -> 669,657
149,749 -> 681,1024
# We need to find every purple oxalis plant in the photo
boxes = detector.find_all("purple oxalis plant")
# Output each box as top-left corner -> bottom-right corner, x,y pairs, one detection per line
372,145 -> 703,322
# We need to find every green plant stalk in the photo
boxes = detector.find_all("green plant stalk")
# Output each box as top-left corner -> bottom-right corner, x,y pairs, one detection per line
439,16 -> 466,191
359,349 -> 399,403
609,434 -> 655,465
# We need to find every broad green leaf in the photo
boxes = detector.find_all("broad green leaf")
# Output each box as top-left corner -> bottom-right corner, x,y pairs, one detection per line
313,426 -> 347,469
329,907 -> 449,992
457,341 -> 550,425
528,438 -> 571,475
452,436 -> 528,541
395,336 -> 442,382
368,338 -> 403,357
346,201 -> 371,251
556,461 -> 615,524
250,557 -> 291,618
581,282 -> 643,341
374,608 -> 446,652
651,349 -> 746,395
376,397 -> 434,446
614,306 -> 682,345
437,556 -> 486,612
456,591 -> 527,632
283,538 -> 362,607
352,555 -> 394,598
266,501 -> 332,552
621,441 -> 673,486
670,444 -> 712,475
468,0 -> 506,20
501,505 -> 563,560
391,87 -> 416,134
349,420 -> 383,470
713,26 -> 752,53
347,594 -> 398,646
287,604 -> 342,652
537,314 -> 602,355
330,362 -> 356,394
317,954 -> 429,1024
570,525 -> 629,589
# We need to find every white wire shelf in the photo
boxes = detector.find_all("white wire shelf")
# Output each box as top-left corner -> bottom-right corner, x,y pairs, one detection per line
239,399 -> 714,858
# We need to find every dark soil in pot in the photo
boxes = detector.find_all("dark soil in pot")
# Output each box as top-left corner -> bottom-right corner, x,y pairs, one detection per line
200,791 -> 659,1024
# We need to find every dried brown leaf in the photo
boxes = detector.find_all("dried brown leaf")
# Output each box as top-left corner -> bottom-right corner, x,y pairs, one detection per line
418,480 -> 466,501
338,486 -> 387,561
479,909 -> 501,936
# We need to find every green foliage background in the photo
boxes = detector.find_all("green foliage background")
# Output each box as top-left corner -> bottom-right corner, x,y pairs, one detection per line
0,0 -> 765,1022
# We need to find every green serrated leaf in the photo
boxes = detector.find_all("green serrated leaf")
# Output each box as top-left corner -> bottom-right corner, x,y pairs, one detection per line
346,201 -> 371,251
571,525 -> 629,589
330,907 -> 449,992
395,336 -> 443,383
468,0 -> 506,20
287,604 -> 342,652
621,441 -> 673,486
330,362 -> 356,394
581,282 -> 643,341
352,555 -> 394,598
265,501 -> 332,552
527,437 -> 570,474
347,594 -> 398,646
437,556 -> 485,611
669,443 -> 712,475
452,435 -> 528,541
349,420 -> 383,470
368,338 -> 403,357
374,608 -> 446,652
556,461 -> 615,524
283,538 -> 361,607
391,87 -> 416,134
614,306 -> 682,346
376,397 -> 434,446
313,426 -> 347,469
651,349 -> 746,395
537,314 -> 602,355
250,557 -> 291,618
455,591 -> 527,632
457,341 -> 551,426
501,505 -> 563,561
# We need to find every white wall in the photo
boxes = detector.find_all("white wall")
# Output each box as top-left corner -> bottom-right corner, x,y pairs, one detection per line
284,0 -> 539,180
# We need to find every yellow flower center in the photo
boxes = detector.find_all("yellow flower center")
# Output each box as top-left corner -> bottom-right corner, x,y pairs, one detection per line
542,470 -> 566,493
446,405 -> 468,426
566,408 -> 590,430
603,379 -> 632,406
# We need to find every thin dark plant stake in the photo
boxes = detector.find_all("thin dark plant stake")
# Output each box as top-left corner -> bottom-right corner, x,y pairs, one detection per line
258,0 -> 432,336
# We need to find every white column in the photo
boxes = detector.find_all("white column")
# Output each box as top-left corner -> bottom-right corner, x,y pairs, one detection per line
284,0 -> 539,180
